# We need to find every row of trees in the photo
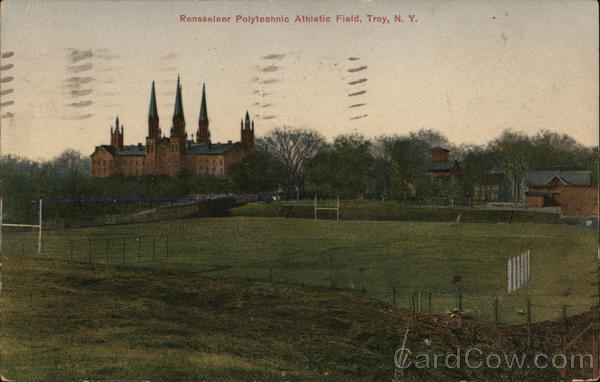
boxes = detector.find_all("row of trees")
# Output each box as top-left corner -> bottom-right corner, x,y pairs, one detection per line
234,127 -> 598,201
0,128 -> 597,221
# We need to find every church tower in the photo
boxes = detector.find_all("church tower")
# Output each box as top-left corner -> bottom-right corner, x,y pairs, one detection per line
145,81 -> 160,173
110,115 -> 124,150
170,76 -> 187,154
241,111 -> 254,146
196,83 -> 211,144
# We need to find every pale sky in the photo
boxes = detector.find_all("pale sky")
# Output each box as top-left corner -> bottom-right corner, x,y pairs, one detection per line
0,0 -> 598,160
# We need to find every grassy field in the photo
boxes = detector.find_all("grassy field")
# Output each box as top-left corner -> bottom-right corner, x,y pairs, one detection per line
3,215 -> 597,323
231,201 -> 579,224
0,257 -> 595,381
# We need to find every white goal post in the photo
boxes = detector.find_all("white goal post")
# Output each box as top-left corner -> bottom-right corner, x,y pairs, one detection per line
0,197 -> 43,253
314,195 -> 340,222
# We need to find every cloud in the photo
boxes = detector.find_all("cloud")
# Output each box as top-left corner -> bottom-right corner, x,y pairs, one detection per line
348,78 -> 367,85
252,101 -> 260,106
0,64 -> 14,71
260,103 -> 273,108
68,113 -> 93,120
67,100 -> 93,108
70,88 -> 93,97
260,65 -> 280,73
1,112 -> 14,119
65,76 -> 95,88
68,63 -> 93,73
68,49 -> 93,63
0,76 -> 14,83
0,88 -> 14,96
261,115 -> 277,120
348,90 -> 367,97
262,53 -> 286,60
348,57 -> 361,61
349,103 -> 366,108
250,77 -> 260,83
96,49 -> 119,60
0,100 -> 14,107
1,52 -> 14,59
348,65 -> 367,73
159,53 -> 177,60
350,114 -> 368,120
261,78 -> 280,84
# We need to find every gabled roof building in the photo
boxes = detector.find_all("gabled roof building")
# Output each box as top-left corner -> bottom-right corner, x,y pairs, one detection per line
91,78 -> 255,178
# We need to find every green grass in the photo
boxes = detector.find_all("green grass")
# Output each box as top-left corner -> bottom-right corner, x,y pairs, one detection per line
3,216 -> 597,323
1,257 -> 595,381
232,201 -> 570,224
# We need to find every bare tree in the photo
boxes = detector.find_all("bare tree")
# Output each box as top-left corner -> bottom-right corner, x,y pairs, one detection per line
261,126 -> 326,199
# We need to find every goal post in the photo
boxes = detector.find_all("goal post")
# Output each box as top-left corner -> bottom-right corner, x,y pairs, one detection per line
0,197 -> 43,253
314,195 -> 340,222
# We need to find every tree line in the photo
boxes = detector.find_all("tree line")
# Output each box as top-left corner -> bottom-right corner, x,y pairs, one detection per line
0,128 -> 597,221
236,127 -> 598,202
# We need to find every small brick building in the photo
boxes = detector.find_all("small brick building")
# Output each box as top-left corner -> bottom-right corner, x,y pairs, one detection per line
428,147 -> 460,182
522,170 -> 598,216
91,78 -> 255,178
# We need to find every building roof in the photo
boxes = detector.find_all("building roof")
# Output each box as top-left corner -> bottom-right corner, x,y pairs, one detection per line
184,142 -> 235,155
522,170 -> 591,188
430,146 -> 449,152
429,161 -> 457,172
96,141 -> 240,157
116,145 -> 146,156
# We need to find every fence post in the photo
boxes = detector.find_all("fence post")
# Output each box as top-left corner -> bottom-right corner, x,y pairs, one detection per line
411,292 -> 415,318
494,297 -> 499,324
70,240 -> 74,262
362,287 -> 366,297
418,291 -> 422,313
138,237 -> 141,262
562,305 -> 567,350
458,291 -> 463,316
527,299 -> 532,347
428,291 -> 432,314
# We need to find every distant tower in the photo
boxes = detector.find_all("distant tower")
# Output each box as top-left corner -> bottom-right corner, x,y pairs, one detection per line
148,81 -> 160,139
170,76 -> 186,154
241,111 -> 254,146
196,83 -> 211,144
110,115 -> 124,150
145,81 -> 160,173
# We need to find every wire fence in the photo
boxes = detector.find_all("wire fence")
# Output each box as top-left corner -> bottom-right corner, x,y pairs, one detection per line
1,229 -> 596,326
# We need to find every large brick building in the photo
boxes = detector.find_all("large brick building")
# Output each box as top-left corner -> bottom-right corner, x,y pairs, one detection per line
91,78 -> 255,177
522,170 -> 599,216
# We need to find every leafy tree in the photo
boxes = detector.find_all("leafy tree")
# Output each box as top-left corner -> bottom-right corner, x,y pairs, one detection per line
261,126 -> 326,199
231,149 -> 286,194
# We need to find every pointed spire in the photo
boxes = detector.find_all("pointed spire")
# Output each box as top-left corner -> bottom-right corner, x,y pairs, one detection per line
245,111 -> 250,124
173,76 -> 184,119
115,115 -> 120,134
199,83 -> 208,122
149,81 -> 158,118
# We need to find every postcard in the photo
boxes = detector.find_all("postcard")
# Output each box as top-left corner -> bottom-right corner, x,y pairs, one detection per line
0,0 -> 598,381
